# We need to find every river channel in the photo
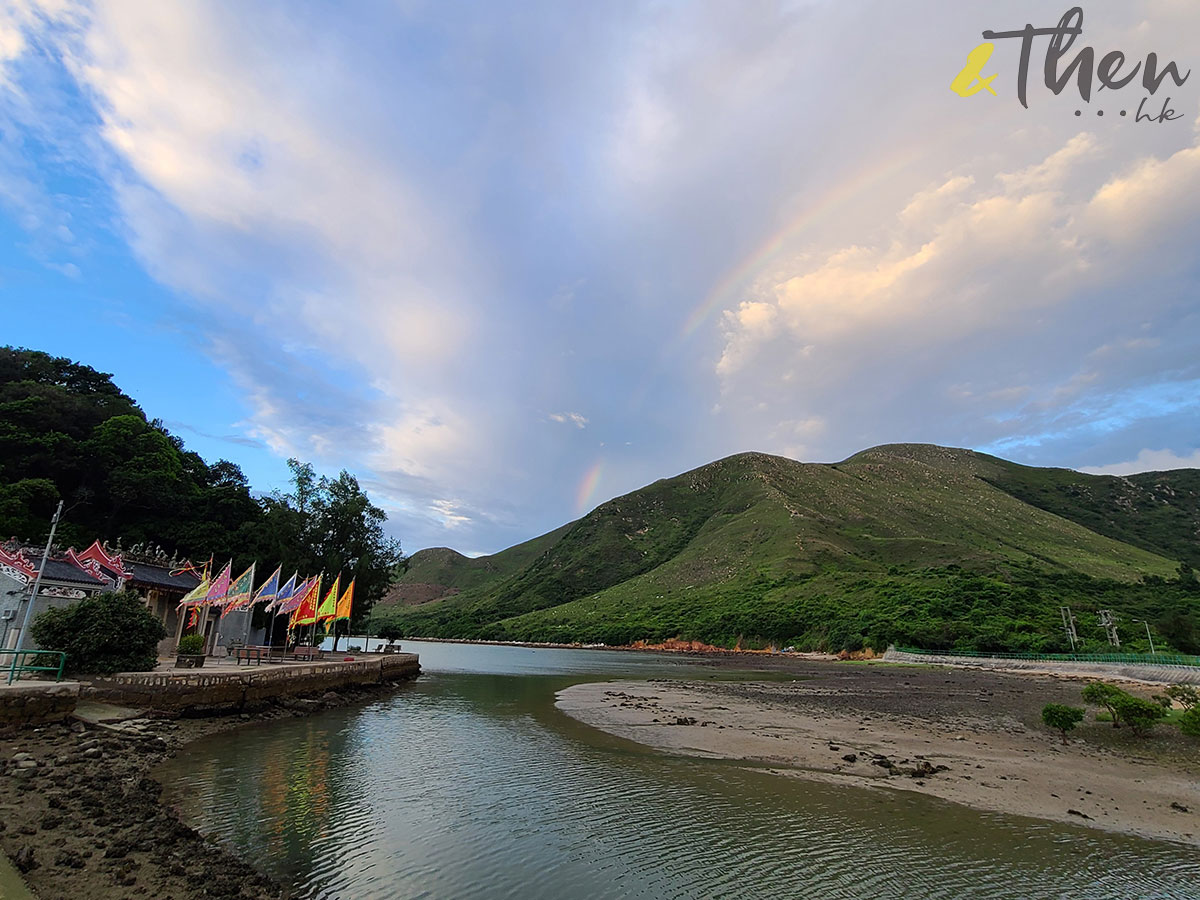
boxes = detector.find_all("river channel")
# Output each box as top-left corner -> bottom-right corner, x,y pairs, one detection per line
158,641 -> 1200,899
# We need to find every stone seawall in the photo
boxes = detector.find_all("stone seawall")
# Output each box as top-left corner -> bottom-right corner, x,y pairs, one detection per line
882,648 -> 1200,685
83,653 -> 420,713
0,681 -> 80,725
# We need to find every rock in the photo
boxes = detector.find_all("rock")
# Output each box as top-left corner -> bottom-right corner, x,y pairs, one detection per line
54,848 -> 86,869
83,747 -> 103,759
11,752 -> 32,762
13,846 -> 37,872
1067,809 -> 1092,820
321,692 -> 341,704
1170,802 -> 1190,813
841,753 -> 858,763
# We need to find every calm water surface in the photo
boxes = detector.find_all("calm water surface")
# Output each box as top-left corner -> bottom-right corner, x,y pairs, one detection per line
159,641 -> 1200,899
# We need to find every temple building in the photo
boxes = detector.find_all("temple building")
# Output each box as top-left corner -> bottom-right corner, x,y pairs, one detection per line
0,539 -> 256,657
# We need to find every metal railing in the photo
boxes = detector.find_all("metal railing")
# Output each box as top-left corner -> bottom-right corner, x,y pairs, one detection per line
3,648 -> 67,684
893,646 -> 1200,667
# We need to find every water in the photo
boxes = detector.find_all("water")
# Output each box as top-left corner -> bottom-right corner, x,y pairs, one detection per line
160,641 -> 1200,899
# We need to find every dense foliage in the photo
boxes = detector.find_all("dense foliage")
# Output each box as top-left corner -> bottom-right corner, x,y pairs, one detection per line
31,591 -> 166,674
0,347 -> 402,629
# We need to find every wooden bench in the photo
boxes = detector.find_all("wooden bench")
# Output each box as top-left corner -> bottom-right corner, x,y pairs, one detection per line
290,646 -> 325,662
232,646 -> 267,666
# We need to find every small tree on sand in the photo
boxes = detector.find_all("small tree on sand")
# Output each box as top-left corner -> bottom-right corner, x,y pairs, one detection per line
1042,704 -> 1085,744
1112,693 -> 1167,738
1081,682 -> 1128,728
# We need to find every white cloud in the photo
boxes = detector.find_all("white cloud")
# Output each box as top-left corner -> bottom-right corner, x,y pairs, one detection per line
548,412 -> 589,429
1081,448 -> 1200,475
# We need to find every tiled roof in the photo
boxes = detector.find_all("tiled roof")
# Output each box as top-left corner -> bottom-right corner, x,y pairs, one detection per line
121,562 -> 200,592
34,557 -> 110,586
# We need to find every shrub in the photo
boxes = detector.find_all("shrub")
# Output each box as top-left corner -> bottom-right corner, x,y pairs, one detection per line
1041,703 -> 1085,744
1164,684 -> 1198,711
176,633 -> 205,655
1180,707 -> 1200,737
1111,693 -> 1167,738
31,591 -> 167,675
1081,682 -> 1129,728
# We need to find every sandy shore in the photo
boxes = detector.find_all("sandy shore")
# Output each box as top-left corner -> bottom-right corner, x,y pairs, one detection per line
557,665 -> 1200,847
0,681 -> 411,900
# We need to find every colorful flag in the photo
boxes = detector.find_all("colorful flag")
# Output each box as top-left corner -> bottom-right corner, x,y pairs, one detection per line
335,579 -> 355,621
220,563 -> 256,617
205,560 -> 233,604
278,575 -> 312,614
253,565 -> 281,604
315,575 -> 339,623
294,574 -> 321,627
268,572 -> 299,612
178,576 -> 210,609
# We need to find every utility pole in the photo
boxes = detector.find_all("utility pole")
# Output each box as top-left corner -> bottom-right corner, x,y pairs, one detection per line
1059,606 -> 1079,652
9,500 -> 64,682
1097,609 -> 1120,649
1135,619 -> 1156,655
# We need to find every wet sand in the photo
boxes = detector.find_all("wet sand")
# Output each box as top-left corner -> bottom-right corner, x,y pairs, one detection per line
557,662 -> 1200,846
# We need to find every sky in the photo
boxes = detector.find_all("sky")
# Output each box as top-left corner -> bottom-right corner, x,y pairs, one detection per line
1,1 -> 1198,556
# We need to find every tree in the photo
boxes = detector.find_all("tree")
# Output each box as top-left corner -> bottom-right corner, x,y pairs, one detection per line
377,624 -> 404,642
1042,704 -> 1085,744
1180,707 -> 1200,737
1081,682 -> 1128,727
31,591 -> 166,675
1164,684 -> 1198,711
1111,693 -> 1167,738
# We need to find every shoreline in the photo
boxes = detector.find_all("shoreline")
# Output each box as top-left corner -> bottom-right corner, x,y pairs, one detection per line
556,668 -> 1200,847
0,679 -> 413,900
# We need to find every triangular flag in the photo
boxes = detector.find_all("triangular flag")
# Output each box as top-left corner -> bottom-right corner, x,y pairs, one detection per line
204,560 -> 233,604
253,565 -> 281,604
315,575 -> 339,623
295,574 -> 321,626
278,575 -> 311,614
266,572 -> 298,612
220,563 -> 256,617
334,579 -> 354,621
179,576 -> 210,609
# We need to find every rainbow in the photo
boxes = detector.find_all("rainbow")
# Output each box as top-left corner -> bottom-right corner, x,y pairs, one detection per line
679,139 -> 950,342
574,459 -> 604,517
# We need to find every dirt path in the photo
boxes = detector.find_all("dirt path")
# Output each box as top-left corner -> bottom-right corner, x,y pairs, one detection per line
556,664 -> 1200,847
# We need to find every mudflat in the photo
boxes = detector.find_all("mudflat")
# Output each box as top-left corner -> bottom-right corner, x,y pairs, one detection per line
556,660 -> 1200,846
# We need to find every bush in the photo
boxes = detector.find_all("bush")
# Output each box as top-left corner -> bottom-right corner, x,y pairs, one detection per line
31,591 -> 167,675
1110,693 -> 1167,738
176,633 -> 205,655
1180,707 -> 1200,737
1164,684 -> 1198,711
1041,703 -> 1085,744
1081,682 -> 1129,728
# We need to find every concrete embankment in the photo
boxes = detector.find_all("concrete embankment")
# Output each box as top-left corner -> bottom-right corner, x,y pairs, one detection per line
0,681 -> 80,725
882,647 -> 1200,685
83,653 -> 421,713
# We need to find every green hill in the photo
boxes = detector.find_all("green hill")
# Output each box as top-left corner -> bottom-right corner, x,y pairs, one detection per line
375,445 -> 1200,654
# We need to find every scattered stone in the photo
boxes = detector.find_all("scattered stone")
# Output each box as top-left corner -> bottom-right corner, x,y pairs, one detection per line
13,845 -> 36,872
841,753 -> 858,763
1067,809 -> 1092,820
1170,802 -> 1190,813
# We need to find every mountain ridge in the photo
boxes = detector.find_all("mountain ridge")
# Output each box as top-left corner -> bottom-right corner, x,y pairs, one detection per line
376,443 -> 1200,654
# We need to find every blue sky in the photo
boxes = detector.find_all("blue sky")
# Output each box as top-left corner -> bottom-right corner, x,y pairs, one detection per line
2,1 -> 1199,556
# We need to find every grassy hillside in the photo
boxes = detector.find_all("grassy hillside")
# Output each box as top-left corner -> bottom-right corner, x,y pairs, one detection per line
383,523 -> 572,606
375,444 -> 1200,653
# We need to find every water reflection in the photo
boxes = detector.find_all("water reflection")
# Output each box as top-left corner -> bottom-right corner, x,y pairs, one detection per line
160,642 -> 1200,900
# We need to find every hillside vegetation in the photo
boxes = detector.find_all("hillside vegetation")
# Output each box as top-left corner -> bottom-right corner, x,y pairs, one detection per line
376,445 -> 1200,654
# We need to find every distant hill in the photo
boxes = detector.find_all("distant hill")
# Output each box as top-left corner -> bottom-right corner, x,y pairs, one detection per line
376,444 -> 1200,654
